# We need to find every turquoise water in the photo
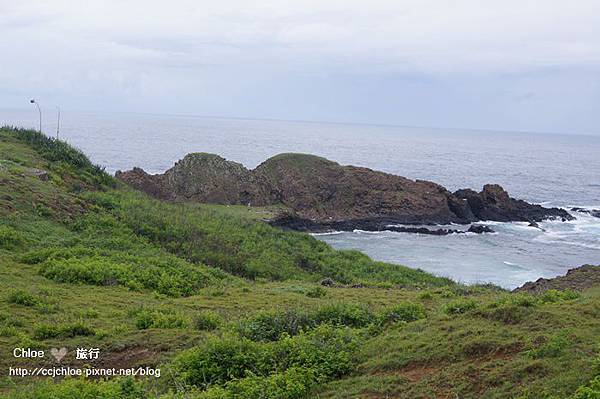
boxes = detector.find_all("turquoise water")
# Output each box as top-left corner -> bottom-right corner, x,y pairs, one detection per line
2,109 -> 599,288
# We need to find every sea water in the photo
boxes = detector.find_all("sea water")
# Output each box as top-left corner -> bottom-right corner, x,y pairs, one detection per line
2,109 -> 599,289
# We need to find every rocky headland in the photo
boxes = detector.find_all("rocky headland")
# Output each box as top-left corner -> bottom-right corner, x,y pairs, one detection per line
116,152 -> 573,234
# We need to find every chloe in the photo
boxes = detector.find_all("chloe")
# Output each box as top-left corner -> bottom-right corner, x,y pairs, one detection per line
13,348 -> 45,358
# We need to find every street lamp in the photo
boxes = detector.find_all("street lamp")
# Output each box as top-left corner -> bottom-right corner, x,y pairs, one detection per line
55,106 -> 60,140
29,99 -> 42,133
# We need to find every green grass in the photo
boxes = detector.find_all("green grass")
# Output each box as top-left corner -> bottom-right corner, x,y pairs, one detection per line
0,126 -> 599,399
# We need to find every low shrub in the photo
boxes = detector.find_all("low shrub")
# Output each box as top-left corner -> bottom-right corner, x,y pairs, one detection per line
0,312 -> 23,328
573,376 -> 600,399
198,367 -> 316,399
508,293 -> 539,307
193,310 -> 223,331
174,335 -> 263,388
418,291 -> 434,300
378,302 -> 426,324
236,309 -> 314,342
135,309 -> 188,330
443,299 -> 478,315
0,225 -> 26,250
540,289 -> 580,303
0,326 -> 19,337
174,325 -> 359,391
527,330 -> 573,359
478,303 -> 530,324
305,286 -> 327,298
236,301 -> 428,344
2,377 -> 144,399
33,322 -> 95,340
6,290 -> 39,307
313,303 -> 375,328
33,324 -> 61,340
39,257 -> 129,286
60,322 -> 96,338
36,251 -> 217,297
270,324 -> 359,380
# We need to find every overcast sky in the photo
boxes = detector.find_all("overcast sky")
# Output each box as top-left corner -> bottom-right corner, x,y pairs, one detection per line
1,0 -> 599,135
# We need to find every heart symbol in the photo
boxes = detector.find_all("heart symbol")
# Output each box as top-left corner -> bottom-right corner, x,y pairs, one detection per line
50,348 -> 67,362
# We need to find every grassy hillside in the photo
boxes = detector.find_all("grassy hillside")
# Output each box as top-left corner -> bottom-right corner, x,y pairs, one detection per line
0,127 -> 599,399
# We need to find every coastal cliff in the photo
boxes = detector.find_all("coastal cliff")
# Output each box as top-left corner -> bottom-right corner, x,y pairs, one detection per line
116,152 -> 572,232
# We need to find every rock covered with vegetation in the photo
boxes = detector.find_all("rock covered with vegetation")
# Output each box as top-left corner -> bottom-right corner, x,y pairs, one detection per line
116,152 -> 572,232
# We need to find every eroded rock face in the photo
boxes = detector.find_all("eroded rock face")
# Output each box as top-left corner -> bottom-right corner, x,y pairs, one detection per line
116,152 -> 573,230
115,167 -> 165,199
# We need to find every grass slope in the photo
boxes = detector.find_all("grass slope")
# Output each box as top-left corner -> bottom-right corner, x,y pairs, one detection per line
0,127 -> 598,399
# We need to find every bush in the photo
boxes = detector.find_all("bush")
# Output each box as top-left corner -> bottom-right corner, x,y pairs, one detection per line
6,290 -> 39,307
236,309 -> 314,342
0,225 -> 26,250
39,257 -> 129,286
508,293 -> 539,307
314,303 -> 375,328
200,367 -> 317,399
194,310 -> 223,331
33,324 -> 61,340
306,286 -> 327,298
540,289 -> 580,303
2,377 -> 144,399
478,304 -> 530,324
0,312 -> 23,328
33,322 -> 95,340
237,303 -> 375,342
269,324 -> 359,380
174,335 -> 263,388
573,376 -> 600,399
174,325 -> 360,391
443,299 -> 478,315
378,302 -> 426,324
135,309 -> 188,330
527,330 -> 573,359
0,326 -> 19,337
61,322 -> 96,338
35,248 -> 217,297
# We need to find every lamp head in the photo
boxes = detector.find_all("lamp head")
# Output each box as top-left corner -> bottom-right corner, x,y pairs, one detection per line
30,99 -> 35,104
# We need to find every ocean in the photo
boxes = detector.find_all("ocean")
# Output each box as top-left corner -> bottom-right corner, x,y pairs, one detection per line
2,108 -> 599,289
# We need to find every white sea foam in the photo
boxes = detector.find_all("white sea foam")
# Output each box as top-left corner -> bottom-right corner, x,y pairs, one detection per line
352,229 -> 384,234
502,261 -> 529,270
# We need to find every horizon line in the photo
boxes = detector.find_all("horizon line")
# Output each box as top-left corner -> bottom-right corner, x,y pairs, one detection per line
1,106 -> 599,139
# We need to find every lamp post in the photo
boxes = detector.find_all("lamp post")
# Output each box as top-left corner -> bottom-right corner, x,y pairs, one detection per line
55,106 -> 60,140
29,99 -> 42,133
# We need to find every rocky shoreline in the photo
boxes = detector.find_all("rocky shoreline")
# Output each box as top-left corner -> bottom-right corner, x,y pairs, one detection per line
269,214 -> 496,235
116,152 -> 574,234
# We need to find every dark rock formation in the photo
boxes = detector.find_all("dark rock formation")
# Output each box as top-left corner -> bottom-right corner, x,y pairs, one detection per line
514,265 -> 600,293
454,184 -> 572,222
467,224 -> 495,234
320,278 -> 335,287
117,152 -> 573,232
270,214 -> 495,235
571,207 -> 600,218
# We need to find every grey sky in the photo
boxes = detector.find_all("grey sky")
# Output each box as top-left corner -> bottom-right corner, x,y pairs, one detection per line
1,0 -> 600,134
